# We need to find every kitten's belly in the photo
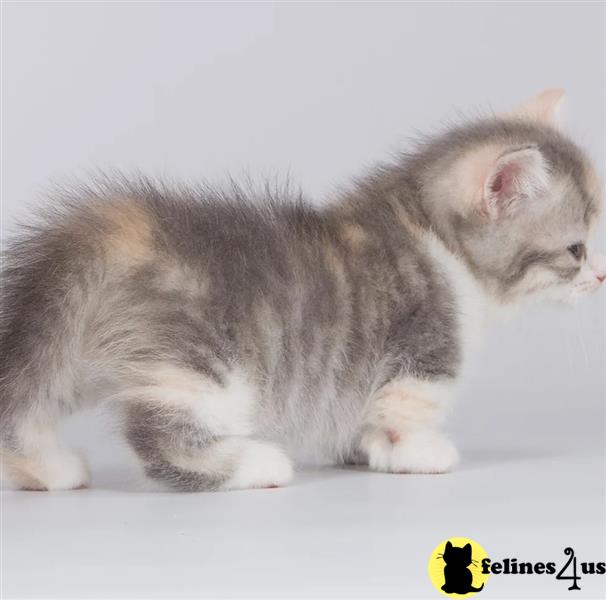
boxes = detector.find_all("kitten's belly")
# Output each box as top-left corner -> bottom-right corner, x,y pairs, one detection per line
253,374 -> 371,463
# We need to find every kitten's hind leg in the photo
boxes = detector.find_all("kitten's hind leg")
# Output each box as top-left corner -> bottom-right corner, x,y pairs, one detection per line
122,364 -> 293,492
0,418 -> 90,491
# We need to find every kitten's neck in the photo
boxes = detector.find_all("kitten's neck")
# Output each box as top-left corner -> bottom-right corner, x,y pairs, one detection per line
334,161 -> 502,316
334,163 -> 432,234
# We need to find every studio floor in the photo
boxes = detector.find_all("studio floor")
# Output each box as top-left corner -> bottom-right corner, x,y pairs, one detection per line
2,423 -> 605,600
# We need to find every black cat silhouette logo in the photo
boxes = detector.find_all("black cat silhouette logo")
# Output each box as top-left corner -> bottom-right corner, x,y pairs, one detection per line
428,537 -> 490,597
442,541 -> 484,594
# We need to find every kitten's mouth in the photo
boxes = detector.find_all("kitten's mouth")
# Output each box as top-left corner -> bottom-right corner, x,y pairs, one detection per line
571,276 -> 604,298
573,281 -> 600,291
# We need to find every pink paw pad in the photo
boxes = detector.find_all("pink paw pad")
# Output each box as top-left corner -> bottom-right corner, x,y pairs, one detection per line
386,429 -> 400,444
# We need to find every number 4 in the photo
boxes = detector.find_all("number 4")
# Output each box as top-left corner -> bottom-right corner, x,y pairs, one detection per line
556,547 -> 581,591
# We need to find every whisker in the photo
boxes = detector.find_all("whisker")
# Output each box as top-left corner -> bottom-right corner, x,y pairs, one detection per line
574,310 -> 591,370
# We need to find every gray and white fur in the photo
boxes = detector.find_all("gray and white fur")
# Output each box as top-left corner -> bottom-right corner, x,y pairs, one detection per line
1,90 -> 604,492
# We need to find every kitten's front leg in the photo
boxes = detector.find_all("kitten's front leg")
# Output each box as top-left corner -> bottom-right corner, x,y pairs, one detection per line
359,378 -> 459,474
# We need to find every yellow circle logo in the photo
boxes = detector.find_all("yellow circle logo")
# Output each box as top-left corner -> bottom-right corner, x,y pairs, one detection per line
428,537 -> 490,597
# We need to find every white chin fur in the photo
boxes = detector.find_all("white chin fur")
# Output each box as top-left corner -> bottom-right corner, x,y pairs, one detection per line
515,261 -> 603,306
542,277 -> 603,305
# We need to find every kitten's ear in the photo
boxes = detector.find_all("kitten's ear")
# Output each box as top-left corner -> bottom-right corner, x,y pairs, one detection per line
445,541 -> 453,551
481,146 -> 550,219
509,89 -> 565,124
464,543 -> 472,553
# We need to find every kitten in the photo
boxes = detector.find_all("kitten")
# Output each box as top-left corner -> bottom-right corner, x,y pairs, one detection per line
0,90 -> 604,492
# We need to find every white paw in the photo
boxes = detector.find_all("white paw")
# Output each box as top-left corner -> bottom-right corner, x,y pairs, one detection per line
3,448 -> 90,491
365,429 -> 459,474
223,440 -> 294,491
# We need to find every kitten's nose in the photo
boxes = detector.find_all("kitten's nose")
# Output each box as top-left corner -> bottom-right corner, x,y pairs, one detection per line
589,253 -> 606,283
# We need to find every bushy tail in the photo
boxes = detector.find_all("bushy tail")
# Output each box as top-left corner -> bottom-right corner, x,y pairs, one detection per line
0,202 -> 110,489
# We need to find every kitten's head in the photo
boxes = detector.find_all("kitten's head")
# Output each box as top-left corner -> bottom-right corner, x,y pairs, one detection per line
443,541 -> 472,567
422,90 -> 605,306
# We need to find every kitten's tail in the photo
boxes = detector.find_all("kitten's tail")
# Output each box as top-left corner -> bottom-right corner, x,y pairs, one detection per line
0,209 -> 104,489
469,584 -> 484,592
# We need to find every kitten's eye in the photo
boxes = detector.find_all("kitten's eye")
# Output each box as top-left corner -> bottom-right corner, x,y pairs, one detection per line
567,243 -> 585,261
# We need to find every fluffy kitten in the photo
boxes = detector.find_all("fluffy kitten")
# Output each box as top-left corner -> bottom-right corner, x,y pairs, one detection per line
1,90 -> 604,492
